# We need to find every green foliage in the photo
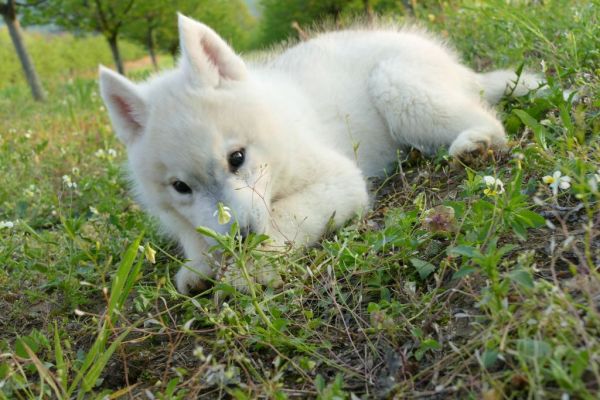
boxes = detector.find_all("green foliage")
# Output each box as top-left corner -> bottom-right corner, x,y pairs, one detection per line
124,0 -> 257,58
258,0 -> 444,46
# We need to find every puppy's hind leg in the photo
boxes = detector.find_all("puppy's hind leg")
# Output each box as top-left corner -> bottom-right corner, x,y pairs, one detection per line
448,121 -> 507,158
367,58 -> 508,158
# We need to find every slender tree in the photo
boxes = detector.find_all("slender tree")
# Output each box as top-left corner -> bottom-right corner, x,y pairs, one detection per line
27,0 -> 137,74
124,0 -> 176,70
1,0 -> 45,101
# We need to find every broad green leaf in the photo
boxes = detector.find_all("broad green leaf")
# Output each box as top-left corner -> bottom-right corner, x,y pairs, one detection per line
516,339 -> 551,359
453,266 -> 477,280
516,209 -> 546,227
513,109 -> 548,149
196,225 -> 220,240
0,362 -> 9,379
509,269 -> 534,289
415,339 -> 441,361
15,336 -> 38,359
448,245 -> 478,258
410,258 -> 436,279
482,349 -> 499,369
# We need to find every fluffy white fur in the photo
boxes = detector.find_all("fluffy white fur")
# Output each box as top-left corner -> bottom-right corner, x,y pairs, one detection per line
99,14 -> 540,294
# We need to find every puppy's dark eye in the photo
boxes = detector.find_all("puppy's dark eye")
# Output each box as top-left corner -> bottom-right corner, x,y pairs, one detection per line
228,149 -> 245,170
172,180 -> 192,194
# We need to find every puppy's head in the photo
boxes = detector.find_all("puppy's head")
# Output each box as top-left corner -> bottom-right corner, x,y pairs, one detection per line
99,14 -> 278,237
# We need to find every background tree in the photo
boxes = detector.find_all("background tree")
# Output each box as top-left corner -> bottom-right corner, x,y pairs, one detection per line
128,0 -> 256,63
259,0 -> 365,45
1,0 -> 45,101
25,0 -> 138,74
258,0 -> 441,46
124,0 -> 173,70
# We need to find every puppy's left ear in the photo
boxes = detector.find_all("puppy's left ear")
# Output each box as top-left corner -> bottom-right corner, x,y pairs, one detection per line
178,13 -> 247,87
99,65 -> 147,146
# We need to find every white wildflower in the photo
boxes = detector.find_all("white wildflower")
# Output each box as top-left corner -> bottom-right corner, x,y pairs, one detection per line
542,171 -> 571,196
588,169 -> 600,193
483,175 -> 496,186
95,148 -> 117,160
62,175 -> 77,189
483,175 -> 505,196
0,221 -> 14,230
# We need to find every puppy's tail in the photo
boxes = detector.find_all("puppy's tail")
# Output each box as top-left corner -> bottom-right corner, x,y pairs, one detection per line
477,69 -> 545,104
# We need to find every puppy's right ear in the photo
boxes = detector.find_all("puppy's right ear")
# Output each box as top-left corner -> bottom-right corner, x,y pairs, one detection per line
99,65 -> 147,146
178,13 -> 247,87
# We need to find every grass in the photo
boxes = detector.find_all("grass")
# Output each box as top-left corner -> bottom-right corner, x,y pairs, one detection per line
0,27 -> 146,92
1,0 -> 599,398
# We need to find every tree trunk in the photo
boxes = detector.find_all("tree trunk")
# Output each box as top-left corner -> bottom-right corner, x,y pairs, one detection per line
2,4 -> 45,101
401,0 -> 415,16
146,26 -> 158,71
169,41 -> 178,63
363,0 -> 374,25
107,34 -> 125,75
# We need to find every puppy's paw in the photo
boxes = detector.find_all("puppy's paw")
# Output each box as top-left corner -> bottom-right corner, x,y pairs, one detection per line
219,259 -> 283,293
448,128 -> 507,161
175,263 -> 211,295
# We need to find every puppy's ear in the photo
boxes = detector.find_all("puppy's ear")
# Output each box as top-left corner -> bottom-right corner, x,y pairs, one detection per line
99,65 -> 147,146
178,13 -> 247,87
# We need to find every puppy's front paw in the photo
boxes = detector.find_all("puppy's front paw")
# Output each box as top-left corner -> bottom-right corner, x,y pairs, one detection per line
175,263 -> 211,295
219,259 -> 283,293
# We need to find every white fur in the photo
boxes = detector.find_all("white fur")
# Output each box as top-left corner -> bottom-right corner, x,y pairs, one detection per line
99,14 -> 539,294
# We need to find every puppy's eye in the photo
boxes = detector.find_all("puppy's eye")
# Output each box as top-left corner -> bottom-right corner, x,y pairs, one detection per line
228,149 -> 245,170
172,180 -> 192,194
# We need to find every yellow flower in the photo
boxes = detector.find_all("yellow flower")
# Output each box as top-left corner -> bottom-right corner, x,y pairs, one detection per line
142,244 -> 156,264
542,175 -> 555,184
213,202 -> 232,225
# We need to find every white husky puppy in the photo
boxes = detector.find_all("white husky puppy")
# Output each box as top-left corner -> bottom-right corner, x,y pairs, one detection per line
99,14 -> 539,294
